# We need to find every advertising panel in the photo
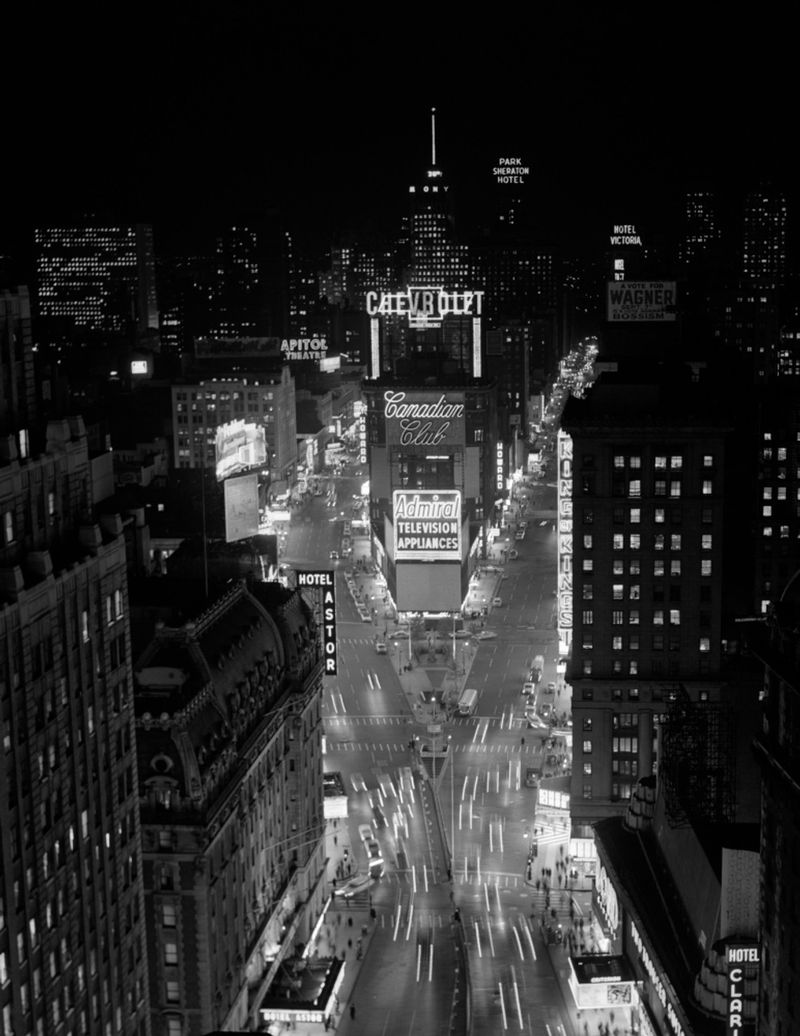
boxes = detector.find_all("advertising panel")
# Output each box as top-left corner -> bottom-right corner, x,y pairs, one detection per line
215,419 -> 267,481
493,157 -> 530,184
606,281 -> 677,323
296,570 -> 337,675
557,431 -> 573,652
280,336 -> 328,361
223,473 -> 259,543
365,287 -> 483,330
383,390 -> 465,447
393,490 -> 461,562
395,562 -> 461,613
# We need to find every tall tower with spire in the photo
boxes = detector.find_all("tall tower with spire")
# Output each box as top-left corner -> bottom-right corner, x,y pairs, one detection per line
406,107 -> 468,288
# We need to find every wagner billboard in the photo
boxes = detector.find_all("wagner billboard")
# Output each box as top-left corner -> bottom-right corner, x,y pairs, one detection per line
215,419 -> 267,481
606,281 -> 677,323
393,490 -> 461,562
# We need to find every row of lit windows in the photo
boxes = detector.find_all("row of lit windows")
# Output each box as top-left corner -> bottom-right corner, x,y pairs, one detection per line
584,507 -> 715,525
581,633 -> 711,652
582,607 -> 707,625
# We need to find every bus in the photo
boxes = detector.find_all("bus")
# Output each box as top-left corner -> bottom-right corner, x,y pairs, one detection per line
458,687 -> 478,716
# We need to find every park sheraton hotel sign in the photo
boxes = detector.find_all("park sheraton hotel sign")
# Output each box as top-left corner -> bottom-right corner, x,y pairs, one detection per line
393,490 -> 462,562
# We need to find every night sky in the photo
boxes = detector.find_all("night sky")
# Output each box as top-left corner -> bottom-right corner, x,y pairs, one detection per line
4,8 -> 796,259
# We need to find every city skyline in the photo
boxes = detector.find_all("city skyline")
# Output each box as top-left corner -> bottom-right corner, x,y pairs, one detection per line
3,9 -> 798,260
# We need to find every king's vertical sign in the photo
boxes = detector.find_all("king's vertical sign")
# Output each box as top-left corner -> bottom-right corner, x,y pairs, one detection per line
296,571 -> 338,675
557,430 -> 573,655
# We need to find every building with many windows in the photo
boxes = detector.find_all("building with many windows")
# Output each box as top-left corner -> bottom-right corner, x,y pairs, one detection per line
132,578 -> 327,1036
561,363 -> 741,854
171,364 -> 296,482
0,416 -> 150,1036
34,223 -> 159,339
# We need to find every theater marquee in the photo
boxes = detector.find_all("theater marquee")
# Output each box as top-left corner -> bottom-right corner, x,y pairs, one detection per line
393,490 -> 462,562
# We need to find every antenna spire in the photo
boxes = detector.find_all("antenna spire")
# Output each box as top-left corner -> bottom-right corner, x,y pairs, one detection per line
431,107 -> 437,167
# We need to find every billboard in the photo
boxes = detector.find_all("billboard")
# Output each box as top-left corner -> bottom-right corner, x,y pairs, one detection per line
365,287 -> 483,329
280,336 -> 328,361
383,390 -> 465,447
557,431 -> 573,653
393,490 -> 462,562
215,420 -> 267,481
606,281 -> 677,323
395,562 -> 461,612
224,473 -> 259,543
296,570 -> 337,675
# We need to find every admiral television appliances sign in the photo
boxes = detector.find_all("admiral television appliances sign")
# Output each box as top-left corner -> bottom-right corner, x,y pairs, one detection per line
366,287 -> 483,329
606,281 -> 677,323
393,490 -> 461,562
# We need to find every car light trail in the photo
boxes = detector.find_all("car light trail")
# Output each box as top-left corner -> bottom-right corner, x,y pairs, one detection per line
498,982 -> 508,1029
512,972 -> 523,1029
486,917 -> 496,956
512,925 -> 524,960
473,773 -> 479,798
495,881 -> 502,913
523,918 -> 536,960
412,863 -> 417,894
428,942 -> 434,981
416,942 -> 422,982
474,919 -> 482,956
461,774 -> 470,800
498,820 -> 504,853
393,902 -> 402,941
405,901 -> 414,941
423,862 -> 428,892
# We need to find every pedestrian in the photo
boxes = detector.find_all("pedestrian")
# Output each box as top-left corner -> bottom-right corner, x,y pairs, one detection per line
350,1004 -> 356,1020
334,834 -> 338,846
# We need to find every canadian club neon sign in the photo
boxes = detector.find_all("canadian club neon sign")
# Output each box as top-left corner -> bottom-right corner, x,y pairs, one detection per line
383,390 -> 464,447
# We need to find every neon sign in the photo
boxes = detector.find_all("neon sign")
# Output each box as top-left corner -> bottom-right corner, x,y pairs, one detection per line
493,157 -> 529,184
280,337 -> 327,360
383,390 -> 465,447
365,288 -> 483,329
393,490 -> 461,562
557,431 -> 573,649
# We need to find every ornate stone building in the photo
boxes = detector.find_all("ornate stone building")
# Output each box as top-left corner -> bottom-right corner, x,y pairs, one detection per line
133,579 -> 327,1036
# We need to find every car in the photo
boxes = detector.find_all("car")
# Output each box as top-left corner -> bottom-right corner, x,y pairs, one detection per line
539,703 -> 553,720
366,838 -> 382,861
515,531 -> 525,541
522,682 -> 536,696
508,549 -> 519,560
375,641 -> 387,654
360,611 -> 371,623
334,873 -> 373,898
519,520 -> 528,529
545,681 -> 557,695
476,630 -> 497,640
449,629 -> 471,639
358,823 -> 374,843
527,715 -> 548,730
329,549 -> 339,559
389,629 -> 408,639
492,597 -> 503,607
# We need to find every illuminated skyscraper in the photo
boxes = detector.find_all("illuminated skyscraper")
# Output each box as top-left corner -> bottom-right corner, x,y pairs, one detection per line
34,223 -> 159,338
677,190 -> 719,271
742,182 -> 787,291
406,108 -> 469,289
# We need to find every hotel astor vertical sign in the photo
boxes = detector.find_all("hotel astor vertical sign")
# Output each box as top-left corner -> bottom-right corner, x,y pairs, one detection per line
393,490 -> 462,562
296,571 -> 337,675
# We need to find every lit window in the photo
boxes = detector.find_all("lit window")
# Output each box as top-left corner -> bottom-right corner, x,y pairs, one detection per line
654,560 -> 665,577
699,637 -> 710,653
630,585 -> 640,600
613,560 -> 624,575
630,508 -> 641,524
613,455 -> 625,468
670,534 -> 681,550
670,481 -> 681,498
654,508 -> 665,524
670,456 -> 683,469
583,585 -> 593,600
629,559 -> 640,575
763,526 -> 773,537
583,740 -> 593,754
670,609 -> 681,625
629,456 -> 641,469
670,560 -> 681,576
613,584 -> 624,600
582,660 -> 593,676
166,981 -> 180,1003
701,559 -> 712,576
612,636 -> 623,650
702,534 -> 712,550
629,534 -> 640,549
654,534 -> 664,551
703,455 -> 713,467
612,610 -> 624,625
164,942 -> 178,966
582,610 -> 593,625
628,479 -> 641,498
583,535 -> 593,549
702,480 -> 712,495
629,660 -> 639,675
763,487 -> 772,499
613,534 -> 624,550
583,559 -> 593,573
655,455 -> 667,469
763,506 -> 772,517
162,904 -> 176,928
654,610 -> 664,626
583,763 -> 592,776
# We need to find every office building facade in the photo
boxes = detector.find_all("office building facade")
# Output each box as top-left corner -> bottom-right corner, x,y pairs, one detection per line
562,368 -> 731,851
0,417 -> 150,1036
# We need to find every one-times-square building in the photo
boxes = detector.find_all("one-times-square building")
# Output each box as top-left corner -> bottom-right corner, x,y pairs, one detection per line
362,285 -> 501,613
